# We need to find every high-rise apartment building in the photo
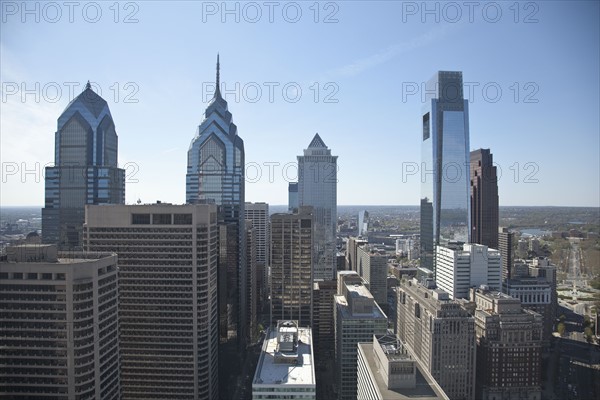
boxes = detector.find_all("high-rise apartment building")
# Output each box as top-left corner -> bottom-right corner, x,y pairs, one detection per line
298,133 -> 337,280
42,82 -> 125,249
186,56 -> 247,351
84,204 -> 219,399
435,243 -> 501,300
396,278 -> 476,400
470,287 -> 543,400
251,320 -> 315,400
245,202 -> 269,306
270,207 -> 313,327
357,334 -> 450,400
470,149 -> 499,249
0,244 -> 119,399
498,227 -> 515,280
357,244 -> 388,308
334,272 -> 387,400
420,71 -> 470,272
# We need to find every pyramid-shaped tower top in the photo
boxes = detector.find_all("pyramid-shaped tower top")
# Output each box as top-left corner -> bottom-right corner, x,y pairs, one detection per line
308,133 -> 327,148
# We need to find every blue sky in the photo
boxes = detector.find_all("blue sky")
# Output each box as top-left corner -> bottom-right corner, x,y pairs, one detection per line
1,1 -> 599,206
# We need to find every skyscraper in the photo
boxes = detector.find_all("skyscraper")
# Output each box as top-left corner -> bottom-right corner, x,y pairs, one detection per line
396,279 -> 476,400
420,71 -> 470,273
288,182 -> 298,211
435,243 -> 502,300
84,203 -> 219,399
0,244 -> 119,399
358,210 -> 369,237
498,227 -> 515,280
334,272 -> 387,400
298,133 -> 337,280
245,202 -> 269,307
470,287 -> 543,400
270,207 -> 313,327
186,55 -> 247,350
470,148 -> 499,249
42,82 -> 125,249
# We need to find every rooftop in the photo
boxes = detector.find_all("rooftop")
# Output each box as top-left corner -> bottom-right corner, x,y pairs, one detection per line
359,342 -> 449,400
253,324 -> 315,387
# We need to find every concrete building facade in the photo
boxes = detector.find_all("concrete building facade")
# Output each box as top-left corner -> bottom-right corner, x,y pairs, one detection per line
435,243 -> 501,300
84,204 -> 219,399
334,274 -> 387,400
0,244 -> 119,399
396,279 -> 476,400
270,207 -> 313,327
470,288 -> 543,400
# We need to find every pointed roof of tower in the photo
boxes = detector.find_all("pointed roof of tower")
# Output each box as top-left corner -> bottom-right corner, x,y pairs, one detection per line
308,133 -> 327,148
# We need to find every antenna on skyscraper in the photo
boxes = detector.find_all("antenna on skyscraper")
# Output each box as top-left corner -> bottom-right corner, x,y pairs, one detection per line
215,53 -> 221,98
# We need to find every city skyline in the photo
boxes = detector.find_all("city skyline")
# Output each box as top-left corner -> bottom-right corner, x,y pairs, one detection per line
1,2 -> 599,208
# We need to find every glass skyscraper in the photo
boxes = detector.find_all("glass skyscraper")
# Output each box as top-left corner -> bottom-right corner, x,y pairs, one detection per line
420,71 -> 471,272
298,133 -> 337,281
42,82 -> 125,249
186,56 -> 247,350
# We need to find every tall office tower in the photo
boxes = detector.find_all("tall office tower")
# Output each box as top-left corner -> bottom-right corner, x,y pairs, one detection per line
435,243 -> 501,300
42,82 -> 125,249
251,321 -> 316,400
312,279 -> 336,352
498,227 -> 515,280
334,272 -> 387,400
0,244 -> 119,399
345,236 -> 368,271
357,244 -> 388,307
420,71 -> 470,273
298,133 -> 338,280
84,204 -> 219,399
396,279 -> 476,400
245,202 -> 269,305
470,149 -> 499,249
246,220 -> 258,342
270,207 -> 313,327
470,287 -> 542,400
186,56 -> 247,350
358,210 -> 369,237
288,182 -> 298,211
357,334 -> 450,400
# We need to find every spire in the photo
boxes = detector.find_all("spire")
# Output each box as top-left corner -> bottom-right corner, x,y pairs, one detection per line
85,80 -> 91,90
215,53 -> 221,99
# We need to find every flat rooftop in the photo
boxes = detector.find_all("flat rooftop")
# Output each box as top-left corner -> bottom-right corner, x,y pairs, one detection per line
359,343 -> 449,400
253,327 -> 315,387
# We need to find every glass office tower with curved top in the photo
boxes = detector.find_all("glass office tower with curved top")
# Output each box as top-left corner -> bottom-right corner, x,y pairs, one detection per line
420,71 -> 471,273
42,82 -> 125,249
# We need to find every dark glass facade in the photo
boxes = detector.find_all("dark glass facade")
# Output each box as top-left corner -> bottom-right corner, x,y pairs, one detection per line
470,148 -> 499,249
